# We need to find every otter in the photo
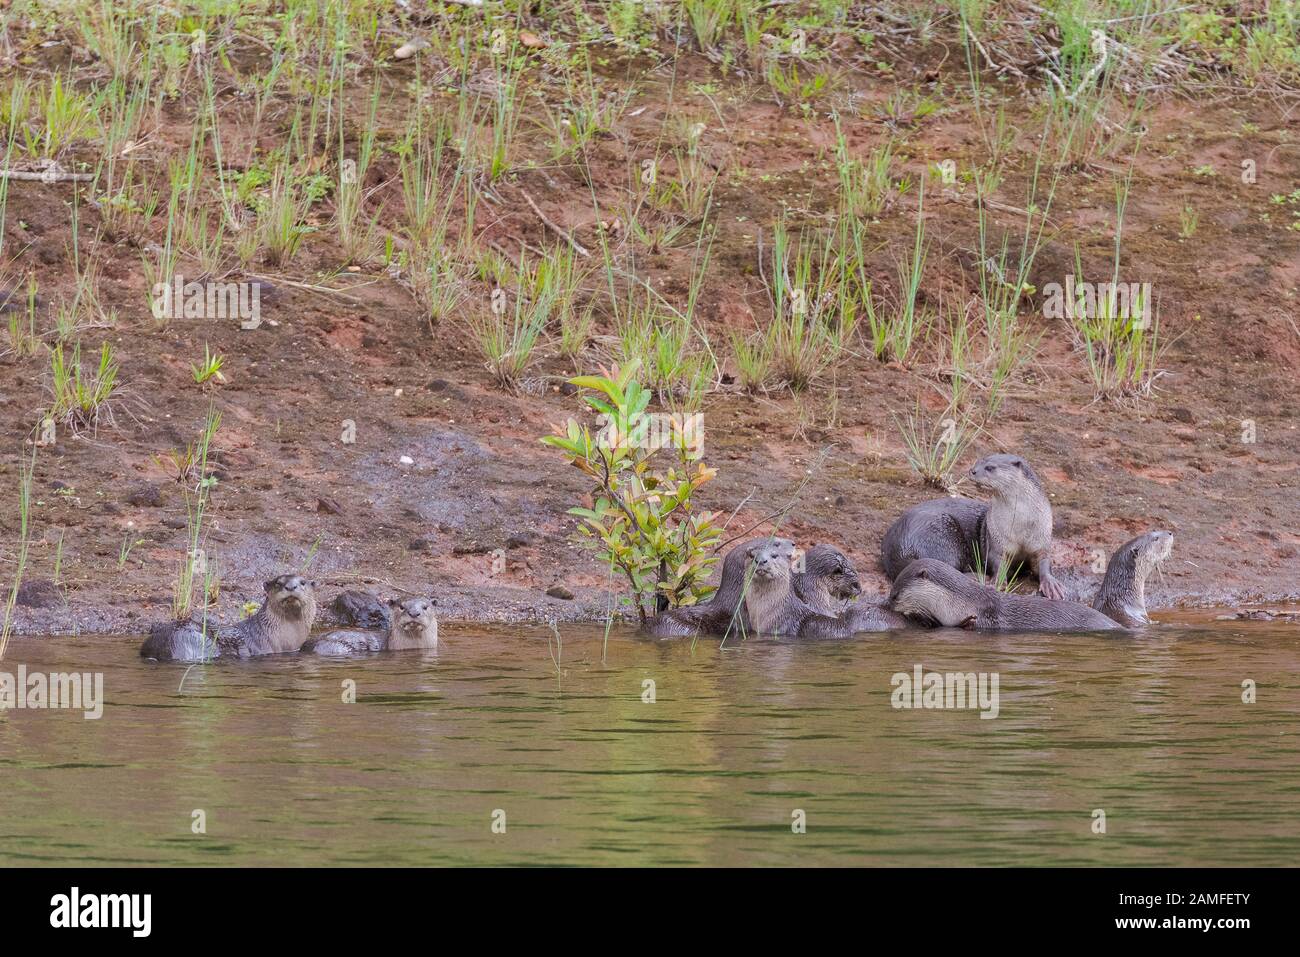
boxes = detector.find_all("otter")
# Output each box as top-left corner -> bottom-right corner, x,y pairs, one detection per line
881,453 -> 1065,600
302,597 -> 439,656
1093,530 -> 1173,627
791,543 -> 908,635
742,541 -> 813,635
887,559 -> 1119,632
642,537 -> 793,638
799,600 -> 909,638
139,575 -> 319,662
793,544 -> 862,614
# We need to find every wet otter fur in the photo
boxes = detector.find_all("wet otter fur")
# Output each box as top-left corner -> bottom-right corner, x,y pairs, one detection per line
642,537 -> 793,637
881,453 -> 1065,600
302,597 -> 438,656
799,600 -> 909,637
140,575 -> 319,661
793,544 -> 862,614
1093,530 -> 1173,627
742,541 -> 814,635
887,559 -> 1118,632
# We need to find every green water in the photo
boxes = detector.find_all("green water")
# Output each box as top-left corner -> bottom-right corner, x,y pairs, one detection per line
1,617 -> 1297,866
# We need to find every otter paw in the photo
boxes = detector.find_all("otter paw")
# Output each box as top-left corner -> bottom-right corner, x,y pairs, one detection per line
1039,577 -> 1067,601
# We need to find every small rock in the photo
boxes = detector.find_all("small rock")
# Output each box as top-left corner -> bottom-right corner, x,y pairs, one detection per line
393,37 -> 430,60
546,585 -> 574,600
162,518 -> 187,529
408,538 -> 434,552
399,455 -> 415,466
452,542 -> 493,556
506,532 -> 534,549
50,479 -> 73,491
331,590 -> 390,629
317,496 -> 343,515
126,483 -> 164,508
428,379 -> 450,392
16,579 -> 65,609
559,382 -> 578,396
1170,407 -> 1195,424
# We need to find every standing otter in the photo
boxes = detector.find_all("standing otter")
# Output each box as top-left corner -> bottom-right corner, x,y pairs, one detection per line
1093,530 -> 1174,627
887,559 -> 1119,632
140,575 -> 319,661
881,453 -> 1065,600
793,544 -> 862,614
642,537 -> 793,638
302,597 -> 439,656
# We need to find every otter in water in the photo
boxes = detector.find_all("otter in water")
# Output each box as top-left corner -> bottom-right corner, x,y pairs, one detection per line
887,559 -> 1119,632
738,542 -> 907,638
793,544 -> 862,614
881,453 -> 1065,600
799,600 -> 909,637
742,541 -> 811,635
302,597 -> 439,656
140,575 -> 319,661
1093,530 -> 1173,627
642,537 -> 794,638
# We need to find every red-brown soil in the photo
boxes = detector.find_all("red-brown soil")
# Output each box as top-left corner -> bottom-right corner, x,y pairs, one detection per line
2,37 -> 1298,638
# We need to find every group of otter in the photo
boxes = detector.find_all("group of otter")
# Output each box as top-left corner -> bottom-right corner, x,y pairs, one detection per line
141,453 -> 1173,661
644,453 -> 1174,639
140,579 -> 439,661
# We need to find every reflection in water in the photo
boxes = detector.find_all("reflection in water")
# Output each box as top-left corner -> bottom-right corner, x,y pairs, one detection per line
0,618 -> 1297,866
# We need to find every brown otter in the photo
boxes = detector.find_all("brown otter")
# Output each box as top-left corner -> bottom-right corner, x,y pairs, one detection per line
737,541 -> 908,639
742,540 -> 813,635
140,575 -> 319,662
887,559 -> 1119,632
642,537 -> 793,638
793,544 -> 862,614
799,600 -> 909,637
1093,530 -> 1173,627
881,453 -> 1065,600
302,597 -> 439,656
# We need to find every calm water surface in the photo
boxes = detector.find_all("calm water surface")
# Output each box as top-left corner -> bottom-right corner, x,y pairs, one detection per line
2,616 -> 1297,866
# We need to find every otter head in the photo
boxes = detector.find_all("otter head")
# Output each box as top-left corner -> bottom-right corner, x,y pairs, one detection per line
1131,529 -> 1174,577
801,544 -> 862,602
1110,529 -> 1174,595
749,541 -> 795,586
968,453 -> 1043,498
263,575 -> 318,623
886,559 -> 978,628
387,597 -> 439,650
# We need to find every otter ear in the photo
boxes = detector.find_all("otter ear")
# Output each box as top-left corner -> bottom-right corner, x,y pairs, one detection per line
916,567 -> 928,579
388,598 -> 401,608
263,578 -> 279,592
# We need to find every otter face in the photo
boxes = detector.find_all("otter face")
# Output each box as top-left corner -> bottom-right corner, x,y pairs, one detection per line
387,597 -> 438,649
969,453 -> 1042,494
1128,529 -> 1174,579
804,544 -> 862,601
887,559 -> 973,627
750,543 -> 794,583
264,575 -> 318,619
